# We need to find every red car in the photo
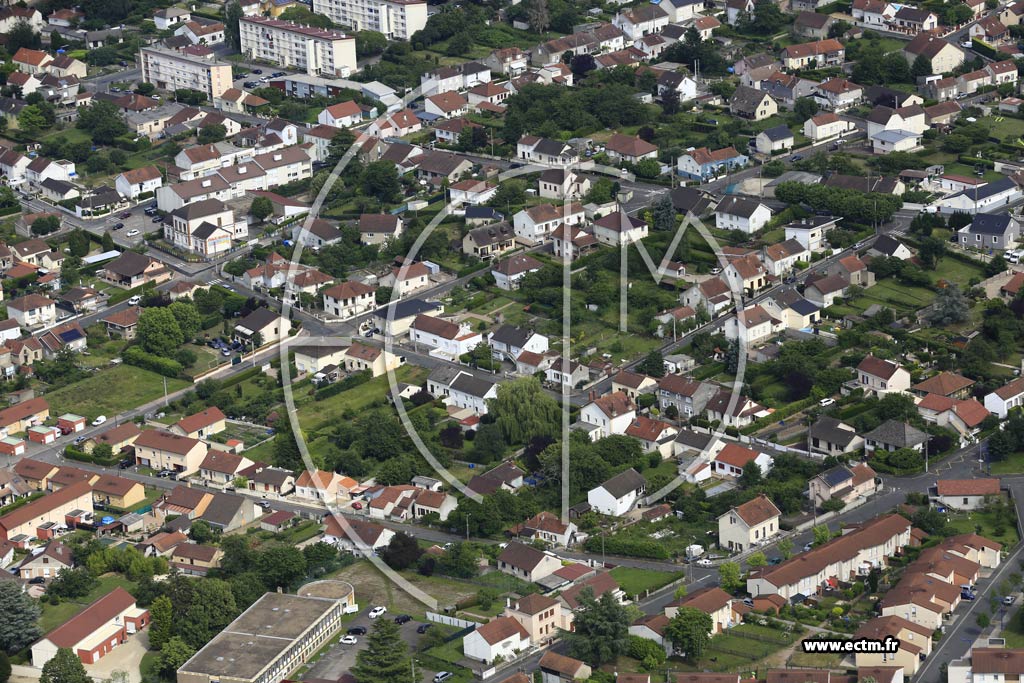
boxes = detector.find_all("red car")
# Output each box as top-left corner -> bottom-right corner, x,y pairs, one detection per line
351,501 -> 363,510
119,211 -> 132,219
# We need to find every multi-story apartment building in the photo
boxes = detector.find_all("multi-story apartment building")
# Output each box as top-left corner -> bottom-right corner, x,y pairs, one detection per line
139,46 -> 233,99
311,0 -> 427,40
239,16 -> 357,77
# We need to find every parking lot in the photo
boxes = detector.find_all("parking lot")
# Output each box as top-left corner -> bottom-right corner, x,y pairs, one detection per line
302,608 -> 439,683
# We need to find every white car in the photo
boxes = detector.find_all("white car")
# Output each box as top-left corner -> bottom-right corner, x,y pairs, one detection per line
818,398 -> 835,407
127,296 -> 142,306
126,229 -> 140,237
696,558 -> 713,567
340,635 -> 358,644
369,606 -> 387,619
92,416 -> 107,426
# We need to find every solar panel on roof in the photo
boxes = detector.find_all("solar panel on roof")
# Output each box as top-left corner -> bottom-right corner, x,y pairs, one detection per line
58,330 -> 83,343
821,467 -> 852,488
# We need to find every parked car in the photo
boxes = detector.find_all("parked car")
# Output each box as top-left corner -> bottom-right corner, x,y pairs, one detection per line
119,458 -> 133,469
127,295 -> 142,305
416,623 -> 431,634
119,211 -> 132,219
73,436 -> 85,445
92,415 -> 107,426
1005,595 -> 1016,605
803,543 -> 813,552
394,615 -> 412,625
347,626 -> 367,635
340,636 -> 358,645
818,398 -> 835,407
28,576 -> 45,584
252,69 -> 263,74
790,154 -> 804,162
244,81 -> 259,89
127,229 -> 141,237
434,673 -> 453,683
112,222 -> 125,230
369,606 -> 387,618
152,215 -> 164,222
351,501 -> 363,509
272,71 -> 285,77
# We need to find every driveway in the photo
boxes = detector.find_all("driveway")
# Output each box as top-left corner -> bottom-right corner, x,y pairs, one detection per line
85,631 -> 150,683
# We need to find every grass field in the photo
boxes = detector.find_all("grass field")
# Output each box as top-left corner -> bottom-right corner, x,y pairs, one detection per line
850,279 -> 936,314
295,365 -> 430,432
609,567 -> 683,598
45,365 -> 190,421
991,452 -> 1024,475
932,256 -> 985,287
946,505 -> 1020,547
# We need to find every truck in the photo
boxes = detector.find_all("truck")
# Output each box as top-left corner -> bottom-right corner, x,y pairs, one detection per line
685,544 -> 704,561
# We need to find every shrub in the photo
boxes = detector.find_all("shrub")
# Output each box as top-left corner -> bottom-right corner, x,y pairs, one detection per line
123,346 -> 184,378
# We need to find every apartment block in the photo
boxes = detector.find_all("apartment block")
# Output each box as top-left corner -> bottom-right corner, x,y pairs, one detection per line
239,16 -> 357,77
311,0 -> 427,40
139,46 -> 233,99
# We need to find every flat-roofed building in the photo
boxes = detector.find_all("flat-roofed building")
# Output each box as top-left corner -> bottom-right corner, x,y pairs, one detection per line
240,16 -> 356,76
139,46 -> 233,99
176,582 -> 356,683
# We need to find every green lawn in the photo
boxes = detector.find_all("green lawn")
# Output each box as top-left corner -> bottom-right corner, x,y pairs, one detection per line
39,574 -> 138,633
850,279 -> 936,314
946,505 -> 1020,547
609,567 -> 683,598
295,365 -> 430,432
45,365 -> 190,420
991,452 -> 1024,475
932,256 -> 985,287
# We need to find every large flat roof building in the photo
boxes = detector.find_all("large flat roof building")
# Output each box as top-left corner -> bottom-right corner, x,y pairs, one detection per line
177,581 -> 355,683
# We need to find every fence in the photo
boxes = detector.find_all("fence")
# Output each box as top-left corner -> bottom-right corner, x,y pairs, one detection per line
426,612 -> 479,629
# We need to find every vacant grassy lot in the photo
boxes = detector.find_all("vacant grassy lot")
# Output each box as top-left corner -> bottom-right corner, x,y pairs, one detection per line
931,256 -> 985,287
45,365 -> 190,421
295,365 -> 430,432
947,505 -> 1020,547
852,279 -> 936,314
609,567 -> 684,598
991,452 -> 1024,475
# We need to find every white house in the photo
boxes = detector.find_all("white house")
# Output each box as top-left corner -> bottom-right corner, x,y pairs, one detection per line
591,211 -> 649,246
715,196 -> 772,234
489,325 -> 548,361
712,443 -> 773,478
322,281 -> 377,320
932,478 -> 1000,511
579,391 -> 636,438
855,355 -> 911,397
410,314 -> 482,359
984,376 -> 1024,418
803,112 -> 856,141
723,304 -> 784,346
587,468 -> 646,517
115,166 -> 163,201
513,202 -> 585,241
463,617 -> 531,665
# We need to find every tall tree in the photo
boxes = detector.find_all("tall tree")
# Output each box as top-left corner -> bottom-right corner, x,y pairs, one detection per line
224,1 -> 243,50
717,561 -> 742,593
137,308 -> 184,356
380,532 -> 422,570
925,285 -> 970,327
250,196 -> 273,221
637,350 -> 666,377
158,637 -> 195,678
149,596 -> 173,650
0,651 -> 10,683
665,607 -> 712,661
526,0 -> 550,32
568,589 -> 630,666
177,579 -> 238,649
352,620 -> 410,683
40,649 -> 90,683
361,161 -> 400,204
7,21 -> 41,53
650,195 -> 675,232
488,376 -> 562,444
257,545 -> 308,590
169,301 -> 202,340
0,582 -> 41,652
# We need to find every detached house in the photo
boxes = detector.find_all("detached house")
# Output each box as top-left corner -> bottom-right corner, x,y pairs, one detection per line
677,146 -> 748,181
713,443 -> 773,477
780,39 -> 845,69
808,462 -> 877,506
715,196 -> 771,234
463,617 -> 531,665
932,478 -> 1000,510
587,468 -> 646,516
808,416 -> 864,456
580,391 -> 636,438
497,541 -> 562,582
730,85 -> 778,121
985,377 -> 1024,418
718,494 -> 781,552
854,355 -> 911,397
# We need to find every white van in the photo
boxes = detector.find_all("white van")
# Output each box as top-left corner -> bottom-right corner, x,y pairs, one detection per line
1007,250 -> 1021,264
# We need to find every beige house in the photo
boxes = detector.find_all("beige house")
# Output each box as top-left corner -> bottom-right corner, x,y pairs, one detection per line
0,480 -> 93,540
132,430 -> 208,476
665,587 -> 736,635
172,407 -> 227,439
539,652 -> 592,683
343,341 -> 404,377
504,593 -> 568,644
853,616 -> 932,675
718,494 -> 781,552
91,475 -> 146,509
879,574 -> 959,630
808,463 -> 878,507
